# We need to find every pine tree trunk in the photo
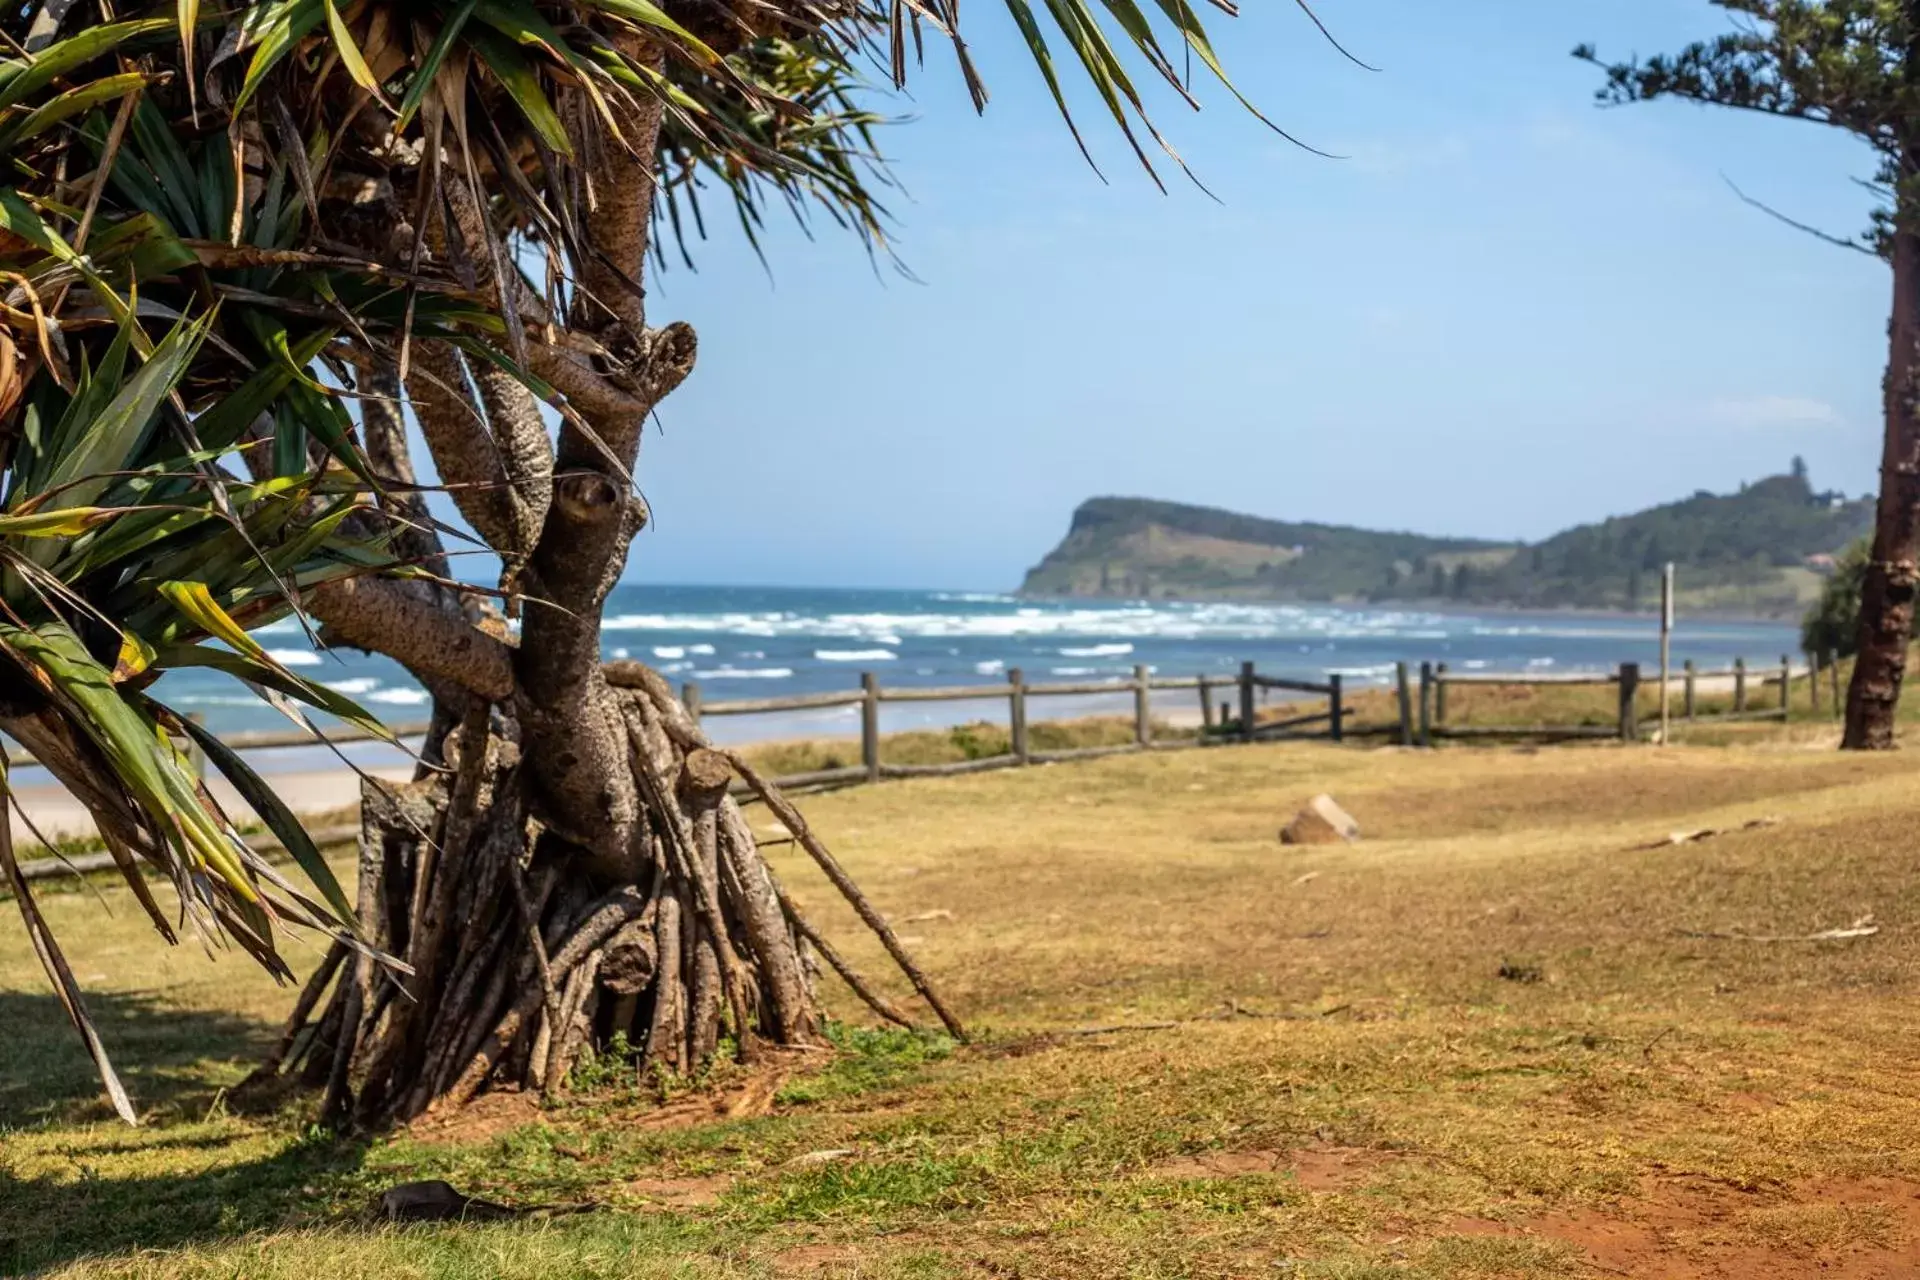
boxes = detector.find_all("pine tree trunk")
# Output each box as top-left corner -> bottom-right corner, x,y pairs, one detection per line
1846,165 -> 1920,748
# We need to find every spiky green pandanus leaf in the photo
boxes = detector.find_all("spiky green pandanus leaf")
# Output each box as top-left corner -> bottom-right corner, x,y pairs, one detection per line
176,714 -> 358,929
156,643 -> 397,744
0,72 -> 154,151
0,770 -> 140,1125
30,315 -> 206,513
0,19 -> 171,113
0,622 -> 258,904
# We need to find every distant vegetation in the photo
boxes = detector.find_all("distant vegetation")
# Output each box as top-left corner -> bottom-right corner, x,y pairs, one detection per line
1021,464 -> 1872,617
1802,537 -> 1870,660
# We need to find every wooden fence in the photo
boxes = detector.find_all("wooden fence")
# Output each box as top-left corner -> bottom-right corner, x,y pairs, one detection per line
682,661 -> 1346,790
1395,654 -> 1812,746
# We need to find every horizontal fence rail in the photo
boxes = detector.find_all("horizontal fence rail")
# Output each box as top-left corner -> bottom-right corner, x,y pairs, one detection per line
1406,653 -> 1811,745
688,660 -> 1346,789
1,719 -> 437,770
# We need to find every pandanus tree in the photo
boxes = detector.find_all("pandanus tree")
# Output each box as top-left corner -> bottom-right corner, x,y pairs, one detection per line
1579,1 -> 1920,749
0,0 -> 1341,1126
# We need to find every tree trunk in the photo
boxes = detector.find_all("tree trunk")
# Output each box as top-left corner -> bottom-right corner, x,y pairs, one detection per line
237,43 -> 962,1126
1846,167 -> 1920,748
252,668 -> 961,1127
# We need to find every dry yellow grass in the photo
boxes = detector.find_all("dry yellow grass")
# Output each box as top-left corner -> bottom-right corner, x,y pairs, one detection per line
6,741 -> 1920,1277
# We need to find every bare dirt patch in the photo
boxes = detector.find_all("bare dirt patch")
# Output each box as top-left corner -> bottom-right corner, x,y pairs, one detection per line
406,1087 -> 542,1145
769,1242 -> 866,1275
1458,1177 -> 1920,1279
407,1059 -> 792,1145
623,1062 -> 795,1130
617,1174 -> 731,1208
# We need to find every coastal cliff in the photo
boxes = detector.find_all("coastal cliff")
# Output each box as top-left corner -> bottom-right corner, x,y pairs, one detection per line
1020,472 -> 1873,617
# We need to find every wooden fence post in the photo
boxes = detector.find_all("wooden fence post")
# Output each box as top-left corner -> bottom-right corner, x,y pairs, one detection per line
1008,668 -> 1029,764
861,672 -> 881,781
1830,652 -> 1841,718
1133,664 -> 1152,746
1434,662 -> 1449,726
1329,674 -> 1344,743
1395,661 -> 1413,746
1683,660 -> 1696,721
681,681 -> 702,728
1659,562 -> 1674,747
1806,650 -> 1820,713
1238,662 -> 1256,743
1779,655 -> 1791,717
1618,662 -> 1641,742
1418,661 -> 1433,748
1733,657 -> 1747,713
1198,678 -> 1216,731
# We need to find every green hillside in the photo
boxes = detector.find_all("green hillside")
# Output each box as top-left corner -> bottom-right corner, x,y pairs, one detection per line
1018,469 -> 1874,617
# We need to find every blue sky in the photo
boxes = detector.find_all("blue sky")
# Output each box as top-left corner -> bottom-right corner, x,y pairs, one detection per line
619,0 -> 1889,591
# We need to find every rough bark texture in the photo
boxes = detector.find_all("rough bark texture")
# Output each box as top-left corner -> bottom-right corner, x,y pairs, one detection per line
404,341 -> 553,588
1847,143 -> 1920,748
309,574 -> 516,703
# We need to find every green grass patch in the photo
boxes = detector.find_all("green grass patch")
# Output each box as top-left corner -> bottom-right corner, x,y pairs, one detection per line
774,1023 -> 955,1106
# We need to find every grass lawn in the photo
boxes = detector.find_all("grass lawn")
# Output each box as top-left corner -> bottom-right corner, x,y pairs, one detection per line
5,739 -> 1920,1277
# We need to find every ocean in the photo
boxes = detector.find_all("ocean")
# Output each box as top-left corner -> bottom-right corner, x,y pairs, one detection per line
159,584 -> 1800,755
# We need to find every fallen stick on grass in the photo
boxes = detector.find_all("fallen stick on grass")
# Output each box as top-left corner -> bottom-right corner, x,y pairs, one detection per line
1676,914 -> 1878,942
1060,1003 -> 1353,1038
1635,816 -> 1781,851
